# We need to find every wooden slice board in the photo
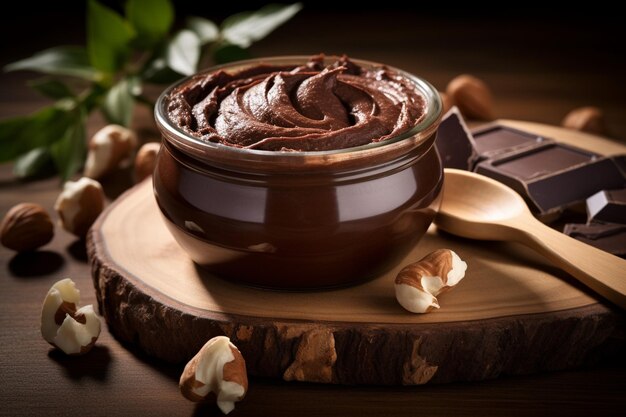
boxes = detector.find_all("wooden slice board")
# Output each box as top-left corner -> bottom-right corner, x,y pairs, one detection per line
87,121 -> 625,385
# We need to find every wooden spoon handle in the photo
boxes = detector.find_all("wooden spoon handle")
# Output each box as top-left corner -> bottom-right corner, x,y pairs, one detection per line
512,217 -> 626,309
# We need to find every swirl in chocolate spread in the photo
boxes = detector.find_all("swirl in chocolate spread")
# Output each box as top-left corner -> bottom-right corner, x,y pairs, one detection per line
167,55 -> 426,151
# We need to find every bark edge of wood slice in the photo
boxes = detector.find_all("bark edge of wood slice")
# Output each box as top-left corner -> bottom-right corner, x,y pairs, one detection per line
87,121 -> 626,385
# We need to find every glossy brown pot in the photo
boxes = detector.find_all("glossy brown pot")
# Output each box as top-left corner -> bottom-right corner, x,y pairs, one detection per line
153,57 -> 443,289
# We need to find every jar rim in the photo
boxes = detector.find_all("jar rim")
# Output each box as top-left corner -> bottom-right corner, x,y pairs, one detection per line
155,55 -> 442,171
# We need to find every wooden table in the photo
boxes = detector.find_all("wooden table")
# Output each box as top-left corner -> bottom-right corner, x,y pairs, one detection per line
1,11 -> 625,416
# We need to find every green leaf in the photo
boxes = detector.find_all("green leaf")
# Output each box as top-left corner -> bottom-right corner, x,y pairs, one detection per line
213,43 -> 251,64
78,84 -> 107,113
4,46 -> 100,80
87,0 -> 134,73
134,94 -> 155,109
166,30 -> 201,76
50,111 -> 87,182
102,77 -> 136,127
126,0 -> 174,48
140,44 -> 182,84
186,16 -> 219,44
28,78 -> 74,100
13,147 -> 56,179
141,56 -> 182,84
0,106 -> 75,163
221,3 -> 302,48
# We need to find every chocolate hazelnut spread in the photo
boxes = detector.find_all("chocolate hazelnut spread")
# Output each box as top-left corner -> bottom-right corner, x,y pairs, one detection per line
155,55 -> 443,288
167,55 -> 426,151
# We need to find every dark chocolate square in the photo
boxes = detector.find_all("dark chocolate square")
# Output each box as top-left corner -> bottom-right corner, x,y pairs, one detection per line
611,155 -> 626,177
495,145 -> 595,181
564,222 -> 626,258
586,188 -> 626,224
435,107 -> 477,171
475,143 -> 626,217
471,124 -> 552,161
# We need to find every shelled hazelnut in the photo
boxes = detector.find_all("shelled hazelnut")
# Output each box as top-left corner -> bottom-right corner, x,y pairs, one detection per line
439,91 -> 454,115
395,249 -> 467,313
54,177 -> 105,238
134,142 -> 161,182
40,278 -> 101,355
446,75 -> 494,120
84,125 -> 138,179
561,106 -> 606,135
180,336 -> 248,414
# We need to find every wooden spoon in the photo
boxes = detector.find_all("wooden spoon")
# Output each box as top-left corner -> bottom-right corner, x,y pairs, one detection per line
435,168 -> 626,309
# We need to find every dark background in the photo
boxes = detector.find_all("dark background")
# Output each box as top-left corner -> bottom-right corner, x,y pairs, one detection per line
2,2 -> 625,139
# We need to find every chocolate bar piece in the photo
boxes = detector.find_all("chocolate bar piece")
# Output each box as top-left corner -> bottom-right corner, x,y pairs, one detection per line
612,155 -> 626,177
435,110 -> 553,171
472,124 -> 552,160
475,143 -> 626,218
435,107 -> 477,170
586,188 -> 626,223
564,223 -> 626,258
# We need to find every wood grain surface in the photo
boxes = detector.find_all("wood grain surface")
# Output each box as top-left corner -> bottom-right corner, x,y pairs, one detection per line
87,121 -> 625,385
2,11 -> 626,416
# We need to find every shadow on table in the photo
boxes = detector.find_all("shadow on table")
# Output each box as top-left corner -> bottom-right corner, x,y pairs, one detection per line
116,335 -> 183,382
66,239 -> 88,262
193,403 -> 228,417
99,166 -> 135,201
9,250 -> 64,277
48,345 -> 112,382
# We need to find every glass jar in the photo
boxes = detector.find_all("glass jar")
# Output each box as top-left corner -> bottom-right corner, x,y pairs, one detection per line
154,56 -> 443,289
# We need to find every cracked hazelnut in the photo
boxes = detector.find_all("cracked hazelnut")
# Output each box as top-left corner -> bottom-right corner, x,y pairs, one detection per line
1,203 -> 54,252
561,106 -> 606,135
180,336 -> 248,414
134,142 -> 161,182
395,249 -> 467,313
84,125 -> 138,179
446,75 -> 494,120
41,278 -> 101,355
54,177 -> 105,238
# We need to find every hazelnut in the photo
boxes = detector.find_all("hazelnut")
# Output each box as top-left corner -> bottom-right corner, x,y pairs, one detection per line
84,124 -> 138,179
54,177 -> 105,238
446,75 -> 494,120
134,142 -> 161,182
180,336 -> 248,414
41,278 -> 101,355
1,203 -> 54,252
395,249 -> 467,313
561,106 -> 606,135
439,91 -> 454,115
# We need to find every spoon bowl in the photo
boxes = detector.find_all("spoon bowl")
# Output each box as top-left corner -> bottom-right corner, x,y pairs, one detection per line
437,169 -> 527,223
435,169 -> 626,309
435,169 -> 528,241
